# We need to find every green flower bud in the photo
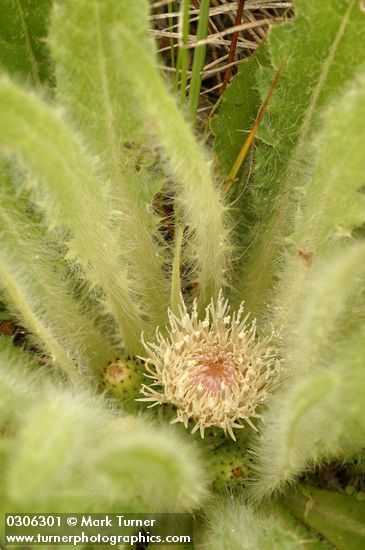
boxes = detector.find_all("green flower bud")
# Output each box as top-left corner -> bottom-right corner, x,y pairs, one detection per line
101,357 -> 144,413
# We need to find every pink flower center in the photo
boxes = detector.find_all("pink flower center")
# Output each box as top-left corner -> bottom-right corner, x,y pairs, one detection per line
189,350 -> 237,395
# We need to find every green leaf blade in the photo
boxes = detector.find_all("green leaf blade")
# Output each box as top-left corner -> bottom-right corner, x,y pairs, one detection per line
238,0 -> 365,316
49,0 -> 150,164
0,0 -> 53,87
49,0 -> 171,328
284,487 -> 365,550
247,246 -> 365,501
0,164 -> 115,375
211,44 -> 269,177
274,68 -> 365,336
0,76 -> 146,354
113,24 -> 230,306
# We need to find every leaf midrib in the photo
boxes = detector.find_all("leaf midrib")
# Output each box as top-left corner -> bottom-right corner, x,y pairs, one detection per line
15,0 -> 40,86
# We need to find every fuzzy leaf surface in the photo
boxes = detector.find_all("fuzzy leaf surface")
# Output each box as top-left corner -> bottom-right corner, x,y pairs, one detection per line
0,335 -> 44,428
238,0 -> 365,316
3,391 -> 207,513
113,24 -> 230,306
0,0 -> 53,86
250,252 -> 365,500
203,496 -> 325,549
273,68 -> 365,336
211,45 -> 270,304
211,44 -> 269,177
50,0 -> 149,160
0,164 -> 115,375
49,0 -> 170,326
284,487 -> 365,550
0,76 -> 147,354
247,244 -> 365,501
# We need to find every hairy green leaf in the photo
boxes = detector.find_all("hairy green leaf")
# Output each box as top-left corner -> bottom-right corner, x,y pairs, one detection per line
0,335 -> 44,427
283,243 -> 365,376
0,164 -> 115,376
3,391 -> 207,513
211,44 -> 268,177
113,23 -> 230,306
188,0 -> 210,120
284,486 -> 365,550
0,76 -> 147,354
211,45 -> 270,306
0,0 -> 53,86
50,0 -> 149,158
274,68 -> 365,334
248,245 -> 365,500
49,0 -> 170,327
202,496 -> 325,549
0,245 -> 82,383
238,0 -> 365,316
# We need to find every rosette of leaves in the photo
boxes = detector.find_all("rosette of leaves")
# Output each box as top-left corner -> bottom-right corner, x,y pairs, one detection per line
0,1 -> 364,548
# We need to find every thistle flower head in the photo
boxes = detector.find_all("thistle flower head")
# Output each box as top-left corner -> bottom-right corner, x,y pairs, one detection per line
140,292 -> 280,440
